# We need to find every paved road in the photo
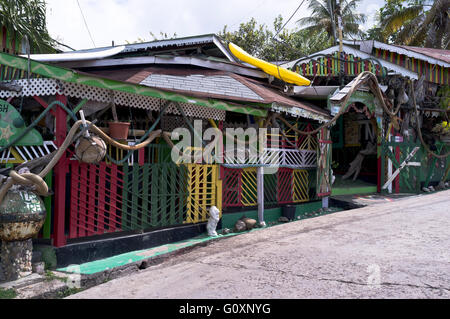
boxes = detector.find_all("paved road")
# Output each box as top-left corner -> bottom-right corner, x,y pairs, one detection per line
69,190 -> 450,299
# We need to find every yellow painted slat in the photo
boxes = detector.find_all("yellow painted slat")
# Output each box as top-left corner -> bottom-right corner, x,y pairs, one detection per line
240,167 -> 257,206
7,147 -> 25,164
293,169 -> 309,203
185,164 -> 219,223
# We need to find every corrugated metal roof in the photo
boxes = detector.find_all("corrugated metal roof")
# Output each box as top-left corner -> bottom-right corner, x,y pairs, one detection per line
359,41 -> 450,68
21,34 -> 237,63
398,46 -> 450,64
122,34 -> 217,52
140,73 -> 264,101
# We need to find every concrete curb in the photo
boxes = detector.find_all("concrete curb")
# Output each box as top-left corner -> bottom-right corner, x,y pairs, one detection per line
64,235 -> 232,292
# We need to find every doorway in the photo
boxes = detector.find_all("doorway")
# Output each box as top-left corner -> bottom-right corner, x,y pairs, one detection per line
331,103 -> 378,195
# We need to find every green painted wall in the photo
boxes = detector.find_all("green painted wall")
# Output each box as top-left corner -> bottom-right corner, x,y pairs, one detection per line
220,201 -> 323,230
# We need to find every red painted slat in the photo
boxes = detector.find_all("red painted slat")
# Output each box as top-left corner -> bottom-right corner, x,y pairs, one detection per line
78,163 -> 88,237
222,168 -> 243,208
109,163 -> 121,232
89,165 -> 98,235
278,168 -> 293,204
69,161 -> 79,238
97,163 -> 107,234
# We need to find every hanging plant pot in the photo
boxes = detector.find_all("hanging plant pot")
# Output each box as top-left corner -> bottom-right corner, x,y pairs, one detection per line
108,121 -> 130,140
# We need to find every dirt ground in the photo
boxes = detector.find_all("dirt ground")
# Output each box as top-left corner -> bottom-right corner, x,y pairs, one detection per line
68,190 -> 450,299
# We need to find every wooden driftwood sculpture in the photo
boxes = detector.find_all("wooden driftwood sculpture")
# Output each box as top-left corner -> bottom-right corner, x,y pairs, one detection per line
342,141 -> 377,181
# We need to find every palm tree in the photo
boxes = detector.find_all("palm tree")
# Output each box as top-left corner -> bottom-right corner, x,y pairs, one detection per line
297,0 -> 367,42
379,0 -> 450,49
0,0 -> 55,53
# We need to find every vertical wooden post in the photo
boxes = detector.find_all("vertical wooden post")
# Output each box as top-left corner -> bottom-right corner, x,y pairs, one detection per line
377,116 -> 382,193
257,166 -> 265,226
53,95 -> 67,247
317,128 -> 332,204
395,143 -> 400,193
387,128 -> 393,194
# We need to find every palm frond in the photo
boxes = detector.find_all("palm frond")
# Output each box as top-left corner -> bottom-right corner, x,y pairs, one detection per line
381,5 -> 423,38
0,0 -> 55,53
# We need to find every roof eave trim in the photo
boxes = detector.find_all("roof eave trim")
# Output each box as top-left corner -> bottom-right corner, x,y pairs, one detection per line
212,35 -> 237,63
365,40 -> 450,68
271,102 -> 330,123
0,52 -> 267,117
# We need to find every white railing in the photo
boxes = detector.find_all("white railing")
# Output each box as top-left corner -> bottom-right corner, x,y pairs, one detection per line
0,141 -> 58,164
223,147 -> 317,169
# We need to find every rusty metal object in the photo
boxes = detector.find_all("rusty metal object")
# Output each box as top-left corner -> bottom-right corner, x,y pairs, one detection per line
0,189 -> 46,242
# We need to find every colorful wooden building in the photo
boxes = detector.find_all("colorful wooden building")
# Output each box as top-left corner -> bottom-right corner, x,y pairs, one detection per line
0,35 -> 334,267
282,40 -> 450,196
0,33 -> 448,269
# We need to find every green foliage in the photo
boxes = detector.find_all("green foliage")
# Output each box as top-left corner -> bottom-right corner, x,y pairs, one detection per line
363,26 -> 384,41
126,31 -> 178,44
368,0 -> 449,49
219,17 -> 272,59
0,0 -> 56,53
0,287 -> 17,299
44,270 -> 68,283
56,287 -> 83,299
297,0 -> 367,42
218,15 -> 331,62
437,86 -> 450,110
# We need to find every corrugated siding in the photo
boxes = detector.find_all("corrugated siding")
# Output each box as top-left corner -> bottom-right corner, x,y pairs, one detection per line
375,48 -> 449,85
0,26 -> 22,55
295,52 -> 386,77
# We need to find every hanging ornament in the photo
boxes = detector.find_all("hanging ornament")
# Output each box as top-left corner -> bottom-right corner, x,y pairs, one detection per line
75,135 -> 107,164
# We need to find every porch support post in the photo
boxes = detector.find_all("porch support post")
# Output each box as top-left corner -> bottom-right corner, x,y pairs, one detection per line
53,94 -> 67,247
387,132 -> 393,194
257,166 -> 265,226
322,196 -> 329,208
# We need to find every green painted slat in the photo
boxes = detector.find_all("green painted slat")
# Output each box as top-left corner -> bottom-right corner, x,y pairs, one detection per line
150,165 -> 159,227
131,165 -> 140,228
381,142 -> 423,193
120,163 -> 193,230
122,164 -> 130,230
320,57 -> 323,75
142,163 -> 150,227
169,167 -> 177,225
264,173 -> 277,205
160,165 -> 168,226
351,55 -> 355,75
424,144 -> 444,188
179,165 -> 188,223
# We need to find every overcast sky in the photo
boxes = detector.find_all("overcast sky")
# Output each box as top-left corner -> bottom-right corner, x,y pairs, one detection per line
45,0 -> 384,51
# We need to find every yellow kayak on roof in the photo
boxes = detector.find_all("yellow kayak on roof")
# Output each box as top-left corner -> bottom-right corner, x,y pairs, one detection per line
228,42 -> 311,86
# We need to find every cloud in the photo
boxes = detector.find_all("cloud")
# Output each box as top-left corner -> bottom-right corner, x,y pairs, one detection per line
46,0 -> 383,51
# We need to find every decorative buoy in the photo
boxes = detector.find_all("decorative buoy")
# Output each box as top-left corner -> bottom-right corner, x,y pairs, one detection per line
0,189 -> 46,242
75,135 -> 107,164
0,189 -> 46,281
